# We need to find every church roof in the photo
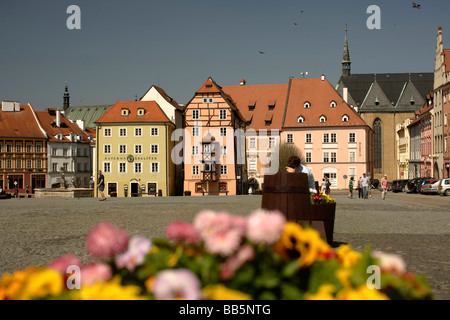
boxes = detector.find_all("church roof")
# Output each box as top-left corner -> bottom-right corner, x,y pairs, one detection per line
65,105 -> 112,128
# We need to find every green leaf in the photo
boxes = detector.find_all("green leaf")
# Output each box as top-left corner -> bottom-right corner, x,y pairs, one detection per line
280,282 -> 304,300
282,260 -> 301,278
307,259 -> 342,294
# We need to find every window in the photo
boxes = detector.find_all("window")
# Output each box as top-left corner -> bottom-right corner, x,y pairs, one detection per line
192,127 -> 199,137
331,133 -> 337,143
304,102 -> 311,109
135,145 -> 142,154
192,165 -> 199,176
151,162 -> 159,173
306,134 -> 312,144
269,137 -> 276,148
52,163 -> 58,172
27,160 -> 32,169
221,146 -> 227,155
26,145 -> 32,153
104,128 -> 112,137
37,160 -> 42,169
151,128 -> 159,136
119,128 -> 127,137
192,109 -> 200,120
306,152 -> 312,163
331,152 -> 337,163
249,156 -> 257,172
135,128 -> 142,137
7,160 -> 12,169
297,116 -> 305,123
151,144 -> 159,154
6,145 -> 12,153
323,133 -> 329,143
16,159 -> 21,169
349,151 -> 356,163
287,134 -> 294,144
373,119 -> 382,171
268,104 -> 275,111
137,109 -> 145,116
16,144 -> 22,153
104,162 -> 111,173
349,133 -> 356,143
119,145 -> 127,154
220,128 -> 227,136
342,115 -> 349,122
203,98 -> 214,104
192,145 -> 199,156
219,109 -> 227,120
134,163 -> 142,173
248,104 -> 255,111
320,115 -> 327,123
249,137 -> 257,149
220,165 -> 228,175
119,162 -> 127,173
330,101 -> 337,108
323,152 -> 330,163
104,145 -> 111,154
63,163 -> 68,171
121,108 -> 129,116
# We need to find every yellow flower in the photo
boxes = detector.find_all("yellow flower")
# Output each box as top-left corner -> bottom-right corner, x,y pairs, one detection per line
202,284 -> 252,300
305,284 -> 336,300
337,285 -> 389,300
274,222 -> 304,260
335,268 -> 352,288
144,276 -> 155,293
336,245 -> 362,267
72,276 -> 146,300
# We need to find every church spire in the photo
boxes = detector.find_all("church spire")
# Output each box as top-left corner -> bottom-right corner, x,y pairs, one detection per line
63,81 -> 70,113
342,27 -> 351,77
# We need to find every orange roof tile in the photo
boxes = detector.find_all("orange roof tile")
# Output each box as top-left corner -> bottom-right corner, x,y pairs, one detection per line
0,103 -> 47,139
36,110 -> 91,143
283,78 -> 369,128
95,101 -> 171,124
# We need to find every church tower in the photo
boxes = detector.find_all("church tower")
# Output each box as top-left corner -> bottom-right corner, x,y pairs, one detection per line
342,28 -> 351,77
63,81 -> 70,113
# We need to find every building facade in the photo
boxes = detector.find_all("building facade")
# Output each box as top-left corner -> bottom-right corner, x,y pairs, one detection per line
94,101 -> 176,197
0,102 -> 48,195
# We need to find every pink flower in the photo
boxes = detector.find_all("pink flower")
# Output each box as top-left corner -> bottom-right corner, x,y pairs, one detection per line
166,221 -> 201,245
152,269 -> 201,300
194,210 -> 232,238
49,254 -> 83,275
204,229 -> 242,257
246,209 -> 286,245
220,245 -> 255,280
372,251 -> 406,275
80,263 -> 112,287
86,222 -> 130,259
115,236 -> 152,271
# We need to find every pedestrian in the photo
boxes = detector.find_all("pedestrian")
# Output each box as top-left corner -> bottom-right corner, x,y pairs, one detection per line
360,173 -> 370,199
97,170 -> 106,201
357,177 -> 363,198
321,178 -> 327,193
325,177 -> 331,195
368,179 -> 375,198
285,156 -> 317,194
348,176 -> 354,198
381,174 -> 388,200
89,176 -> 95,189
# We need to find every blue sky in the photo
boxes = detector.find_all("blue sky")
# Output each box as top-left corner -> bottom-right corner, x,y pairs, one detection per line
1,0 -> 449,110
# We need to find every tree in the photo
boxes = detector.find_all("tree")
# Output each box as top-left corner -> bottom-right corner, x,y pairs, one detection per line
266,142 -> 305,174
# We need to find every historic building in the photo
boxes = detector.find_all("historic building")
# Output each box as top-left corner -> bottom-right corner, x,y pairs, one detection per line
396,119 -> 412,180
336,29 -> 434,182
183,77 -> 247,196
94,100 -> 176,197
0,102 -> 48,195
36,108 -> 94,188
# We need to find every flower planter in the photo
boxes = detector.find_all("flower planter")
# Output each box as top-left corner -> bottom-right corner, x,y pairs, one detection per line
310,203 -> 336,245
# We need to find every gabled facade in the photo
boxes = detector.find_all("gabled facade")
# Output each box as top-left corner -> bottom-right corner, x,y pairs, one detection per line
0,102 -> 48,195
282,76 -> 373,189
396,118 -> 412,180
36,108 -> 94,188
183,77 -> 247,196
94,101 -> 176,197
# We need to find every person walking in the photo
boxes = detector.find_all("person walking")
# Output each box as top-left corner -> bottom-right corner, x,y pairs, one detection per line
361,173 -> 370,199
380,174 -> 388,200
321,178 -> 327,193
97,170 -> 106,201
325,177 -> 331,195
348,176 -> 354,199
357,177 -> 363,198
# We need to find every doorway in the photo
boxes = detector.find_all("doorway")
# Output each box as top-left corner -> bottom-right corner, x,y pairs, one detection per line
130,182 -> 139,197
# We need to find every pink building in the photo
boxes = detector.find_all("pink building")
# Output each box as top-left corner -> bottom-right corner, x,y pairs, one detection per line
183,77 -> 247,196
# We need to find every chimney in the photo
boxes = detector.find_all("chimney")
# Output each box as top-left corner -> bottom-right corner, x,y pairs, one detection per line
321,74 -> 326,81
240,79 -> 246,86
56,110 -> 61,127
343,87 -> 349,103
1,101 -> 20,112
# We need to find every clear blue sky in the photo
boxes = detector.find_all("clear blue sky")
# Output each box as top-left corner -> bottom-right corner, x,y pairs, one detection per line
1,0 -> 449,110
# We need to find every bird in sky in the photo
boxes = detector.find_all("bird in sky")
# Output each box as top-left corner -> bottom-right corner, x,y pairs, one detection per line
293,22 -> 298,26
412,2 -> 421,9
258,50 -> 265,54
300,10 -> 304,13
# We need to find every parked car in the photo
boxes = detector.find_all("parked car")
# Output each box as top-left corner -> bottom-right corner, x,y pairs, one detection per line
391,179 -> 409,193
438,178 -> 450,196
407,177 -> 432,193
420,179 -> 440,194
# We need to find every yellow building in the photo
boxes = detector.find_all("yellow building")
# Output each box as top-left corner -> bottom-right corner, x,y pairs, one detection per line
94,101 -> 175,197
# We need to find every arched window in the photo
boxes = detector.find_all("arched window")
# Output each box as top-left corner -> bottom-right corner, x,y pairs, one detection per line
373,118 -> 382,171
330,101 -> 337,108
297,116 -> 305,123
319,115 -> 327,123
342,114 -> 349,122
304,102 -> 311,109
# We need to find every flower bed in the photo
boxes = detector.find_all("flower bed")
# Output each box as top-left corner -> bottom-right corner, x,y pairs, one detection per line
0,210 -> 433,300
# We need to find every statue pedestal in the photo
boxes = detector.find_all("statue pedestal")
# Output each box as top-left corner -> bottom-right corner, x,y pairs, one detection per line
34,188 -> 93,199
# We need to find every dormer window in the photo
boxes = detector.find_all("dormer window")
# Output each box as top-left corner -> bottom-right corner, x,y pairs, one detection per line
342,114 -> 349,122
137,108 -> 145,116
121,108 -> 130,116
248,104 -> 255,111
304,102 -> 311,109
268,104 -> 275,111
375,97 -> 380,106
410,96 -> 415,105
330,101 -> 337,108
297,116 -> 305,123
319,115 -> 327,123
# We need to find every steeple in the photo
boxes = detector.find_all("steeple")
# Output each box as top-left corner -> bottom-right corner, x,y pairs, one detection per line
63,81 -> 70,113
342,28 -> 351,77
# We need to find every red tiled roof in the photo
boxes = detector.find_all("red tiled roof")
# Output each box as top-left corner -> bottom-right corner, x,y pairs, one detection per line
222,83 -> 288,130
0,103 -> 47,139
283,78 -> 369,128
95,101 -> 171,124
36,110 -> 91,143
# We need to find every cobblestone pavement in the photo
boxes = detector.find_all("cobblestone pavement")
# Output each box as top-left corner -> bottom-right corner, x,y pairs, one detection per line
0,190 -> 448,299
